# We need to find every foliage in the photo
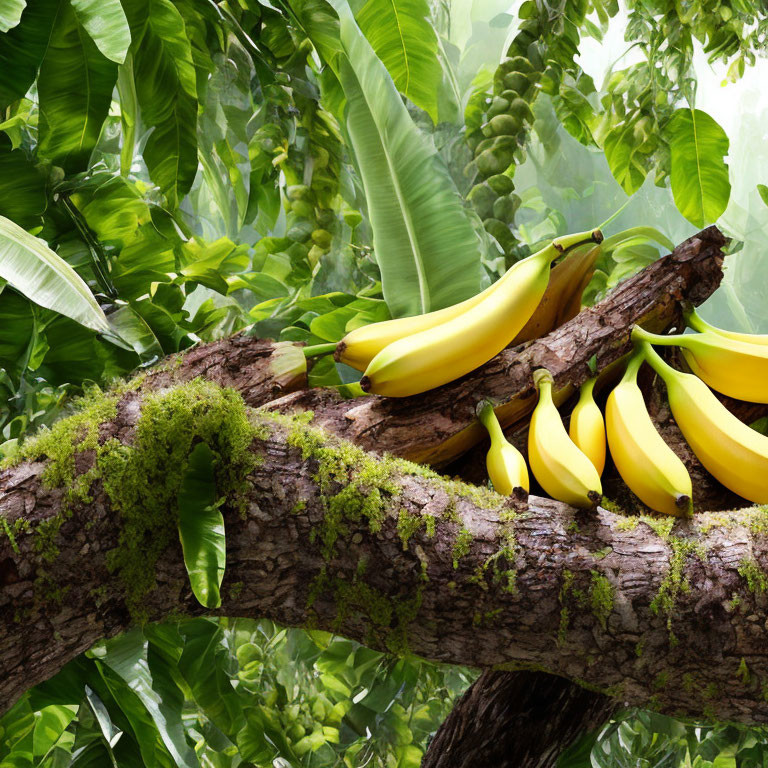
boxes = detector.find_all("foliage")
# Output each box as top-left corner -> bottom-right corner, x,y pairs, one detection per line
0,618 -> 476,767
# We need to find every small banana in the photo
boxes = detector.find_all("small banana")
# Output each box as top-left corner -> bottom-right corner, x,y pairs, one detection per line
639,341 -> 768,504
605,353 -> 692,516
633,325 -> 768,403
685,306 -> 768,346
477,400 -> 529,495
339,229 -> 603,373
360,229 -> 603,397
528,369 -> 602,508
569,377 -> 606,475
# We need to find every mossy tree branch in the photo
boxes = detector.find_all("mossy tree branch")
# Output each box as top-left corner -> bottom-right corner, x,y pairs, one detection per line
3,380 -> 768,724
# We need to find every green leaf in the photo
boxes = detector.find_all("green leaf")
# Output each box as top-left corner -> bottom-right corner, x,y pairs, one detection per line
297,0 -> 484,317
0,134 -> 47,230
96,629 -> 200,768
177,619 -> 244,734
0,215 -> 109,334
32,705 -> 77,757
37,2 -> 118,173
355,0 -> 441,121
0,0 -> 60,109
127,0 -> 198,207
0,0 -> 26,32
177,442 -> 226,609
71,0 -> 130,64
758,184 -> 768,208
666,108 -> 731,227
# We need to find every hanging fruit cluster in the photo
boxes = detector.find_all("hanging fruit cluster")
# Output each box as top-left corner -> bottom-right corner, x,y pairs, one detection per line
465,0 -> 590,263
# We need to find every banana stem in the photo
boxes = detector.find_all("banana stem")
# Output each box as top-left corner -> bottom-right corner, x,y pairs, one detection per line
683,306 -> 713,334
303,342 -> 338,358
631,325 -> 685,347
638,342 -> 679,383
552,228 -> 604,256
579,376 -> 597,399
620,350 -> 645,383
477,400 -> 505,443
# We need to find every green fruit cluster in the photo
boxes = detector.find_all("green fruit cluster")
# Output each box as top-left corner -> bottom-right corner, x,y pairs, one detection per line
465,55 -> 539,255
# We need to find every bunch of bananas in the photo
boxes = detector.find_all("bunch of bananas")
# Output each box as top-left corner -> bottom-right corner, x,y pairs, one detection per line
477,309 -> 768,516
334,228 -> 603,397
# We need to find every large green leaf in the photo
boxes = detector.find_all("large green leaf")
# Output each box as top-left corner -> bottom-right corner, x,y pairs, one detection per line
666,108 -> 731,227
177,442 -> 226,609
71,0 -> 130,63
0,0 -> 26,33
95,630 -> 200,768
355,0 -> 441,122
0,135 -> 47,230
177,619 -> 244,734
294,0 -> 484,317
37,3 -> 118,173
0,215 -> 109,333
127,0 -> 198,207
0,0 -> 60,109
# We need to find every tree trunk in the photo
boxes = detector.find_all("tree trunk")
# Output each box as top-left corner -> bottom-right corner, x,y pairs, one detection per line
423,670 -> 619,768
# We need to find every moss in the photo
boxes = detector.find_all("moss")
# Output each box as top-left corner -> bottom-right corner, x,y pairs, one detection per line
472,608 -> 502,627
728,592 -> 742,610
635,639 -> 645,658
558,569 -> 574,646
704,682 -> 719,699
738,657 -> 750,685
600,497 -> 624,515
0,516 -> 27,555
650,536 -> 704,633
452,527 -> 473,569
396,508 -> 431,551
737,557 -> 768,595
228,581 -> 244,601
589,570 -> 614,630
567,519 -> 580,534
7,385 -> 118,500
291,500 -> 307,515
590,546 -> 612,561
652,671 -> 668,690
682,673 -> 694,693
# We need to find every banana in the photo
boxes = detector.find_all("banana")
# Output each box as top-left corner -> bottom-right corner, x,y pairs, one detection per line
477,400 -> 529,495
338,229 -> 603,372
528,369 -> 602,508
685,306 -> 768,346
639,341 -> 768,504
359,229 -> 603,396
605,353 -> 692,516
569,377 -> 606,475
633,325 -> 768,403
512,243 -> 601,345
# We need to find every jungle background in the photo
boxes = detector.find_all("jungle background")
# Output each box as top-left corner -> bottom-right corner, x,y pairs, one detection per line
0,0 -> 767,765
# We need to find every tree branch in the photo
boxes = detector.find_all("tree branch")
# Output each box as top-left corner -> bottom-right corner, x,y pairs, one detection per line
264,227 -> 726,466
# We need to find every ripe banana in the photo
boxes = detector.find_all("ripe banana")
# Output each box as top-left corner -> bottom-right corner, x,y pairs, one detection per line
633,325 -> 768,403
477,400 -> 529,494
639,341 -> 768,504
512,243 -> 601,345
685,306 -> 768,346
528,369 -> 602,508
339,229 -> 603,372
359,229 -> 603,397
605,353 -> 692,516
568,377 -> 606,475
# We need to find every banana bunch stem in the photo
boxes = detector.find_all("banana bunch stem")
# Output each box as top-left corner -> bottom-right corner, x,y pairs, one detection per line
303,342 -> 338,358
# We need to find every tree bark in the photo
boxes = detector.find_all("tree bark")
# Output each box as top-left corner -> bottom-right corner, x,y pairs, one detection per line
422,670 -> 619,768
3,397 -> 768,723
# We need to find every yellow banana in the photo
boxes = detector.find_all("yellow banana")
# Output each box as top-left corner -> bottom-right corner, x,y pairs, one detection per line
339,229 -> 603,372
633,325 -> 768,403
569,377 -> 606,475
477,400 -> 529,494
639,341 -> 768,504
605,353 -> 692,516
528,369 -> 602,508
359,229 -> 603,397
685,306 -> 768,346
